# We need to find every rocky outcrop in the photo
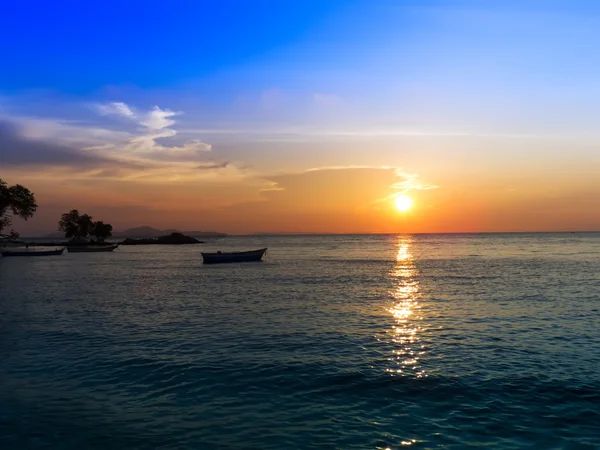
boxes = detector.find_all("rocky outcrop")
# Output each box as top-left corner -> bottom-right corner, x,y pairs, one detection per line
120,232 -> 203,245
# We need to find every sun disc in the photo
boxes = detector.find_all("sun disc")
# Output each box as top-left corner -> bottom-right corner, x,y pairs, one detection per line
395,195 -> 413,212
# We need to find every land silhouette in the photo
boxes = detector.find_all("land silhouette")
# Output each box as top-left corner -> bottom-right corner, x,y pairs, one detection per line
43,226 -> 227,239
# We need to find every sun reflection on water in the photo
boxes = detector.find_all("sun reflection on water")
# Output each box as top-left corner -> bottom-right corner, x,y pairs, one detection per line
386,236 -> 426,378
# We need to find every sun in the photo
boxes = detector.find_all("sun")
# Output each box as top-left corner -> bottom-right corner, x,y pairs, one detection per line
395,195 -> 413,212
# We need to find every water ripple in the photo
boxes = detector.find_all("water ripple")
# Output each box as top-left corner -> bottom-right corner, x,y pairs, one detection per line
1,234 -> 600,449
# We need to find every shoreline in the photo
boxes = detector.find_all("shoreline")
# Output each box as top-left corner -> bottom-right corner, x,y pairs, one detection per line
24,233 -> 206,246
23,240 -> 205,246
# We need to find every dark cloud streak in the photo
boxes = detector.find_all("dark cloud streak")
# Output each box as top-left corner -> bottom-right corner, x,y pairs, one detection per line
0,120 -> 144,170
197,161 -> 229,170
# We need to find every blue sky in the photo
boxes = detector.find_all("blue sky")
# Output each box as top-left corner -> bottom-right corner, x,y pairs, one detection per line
1,0 -> 600,233
1,0 -> 365,93
3,0 -> 599,133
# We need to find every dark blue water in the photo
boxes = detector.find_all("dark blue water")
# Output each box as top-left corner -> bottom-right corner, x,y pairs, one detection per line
1,234 -> 599,449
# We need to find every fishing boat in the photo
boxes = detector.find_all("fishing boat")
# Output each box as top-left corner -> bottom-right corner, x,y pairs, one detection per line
1,247 -> 65,257
67,244 -> 119,253
201,248 -> 267,264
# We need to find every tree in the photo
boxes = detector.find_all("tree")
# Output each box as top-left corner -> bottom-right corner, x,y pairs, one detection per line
91,221 -> 113,243
78,214 -> 94,238
58,210 -> 83,239
58,210 -> 113,242
0,178 -> 38,237
59,210 -> 95,240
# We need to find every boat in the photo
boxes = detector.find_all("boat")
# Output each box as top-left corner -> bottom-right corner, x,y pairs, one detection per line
67,244 -> 119,253
201,248 -> 267,264
1,247 -> 65,257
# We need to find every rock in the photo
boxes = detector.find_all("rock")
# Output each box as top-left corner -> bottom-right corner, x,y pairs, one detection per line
157,232 -> 201,244
120,232 -> 203,245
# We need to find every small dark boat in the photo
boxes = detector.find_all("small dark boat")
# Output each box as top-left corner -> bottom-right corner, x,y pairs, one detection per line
201,248 -> 267,264
1,247 -> 65,257
67,244 -> 119,253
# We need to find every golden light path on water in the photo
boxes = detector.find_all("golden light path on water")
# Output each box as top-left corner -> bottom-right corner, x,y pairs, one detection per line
387,236 -> 426,379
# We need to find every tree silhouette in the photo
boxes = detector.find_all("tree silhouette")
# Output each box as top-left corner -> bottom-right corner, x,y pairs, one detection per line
58,210 -> 83,239
91,221 -> 113,243
78,214 -> 94,238
59,210 -> 113,242
0,178 -> 38,238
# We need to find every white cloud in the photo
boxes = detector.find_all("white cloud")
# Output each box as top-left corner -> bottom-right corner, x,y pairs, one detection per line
4,115 -> 132,147
95,102 -> 212,159
2,101 -> 228,181
97,102 -> 137,119
141,106 -> 178,130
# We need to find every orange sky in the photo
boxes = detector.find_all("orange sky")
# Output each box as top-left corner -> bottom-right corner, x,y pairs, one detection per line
3,113 -> 599,235
6,154 -> 600,235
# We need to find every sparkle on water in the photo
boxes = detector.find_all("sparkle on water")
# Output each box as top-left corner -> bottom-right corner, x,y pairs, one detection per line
387,237 -> 426,379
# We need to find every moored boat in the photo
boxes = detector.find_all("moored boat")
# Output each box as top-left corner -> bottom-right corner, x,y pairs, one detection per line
1,247 -> 65,257
67,244 -> 119,253
201,248 -> 267,264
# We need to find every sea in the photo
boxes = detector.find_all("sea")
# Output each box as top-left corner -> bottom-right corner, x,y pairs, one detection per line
0,233 -> 599,449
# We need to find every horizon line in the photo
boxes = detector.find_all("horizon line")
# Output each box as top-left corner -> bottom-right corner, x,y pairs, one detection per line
22,230 -> 600,239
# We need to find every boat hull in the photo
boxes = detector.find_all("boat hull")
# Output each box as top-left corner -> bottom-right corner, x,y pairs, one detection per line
67,245 -> 119,253
201,248 -> 267,264
1,248 -> 65,257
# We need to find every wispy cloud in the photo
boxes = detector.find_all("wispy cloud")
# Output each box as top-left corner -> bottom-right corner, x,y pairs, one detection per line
197,161 -> 229,170
305,165 -> 397,172
305,165 -> 437,193
1,100 -> 235,184
95,102 -> 213,160
97,101 -> 136,119
258,166 -> 438,211
141,106 -> 178,131
0,120 -> 142,170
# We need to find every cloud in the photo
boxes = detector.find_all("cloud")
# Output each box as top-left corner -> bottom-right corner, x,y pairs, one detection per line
262,166 -> 405,200
132,139 -> 213,162
197,161 -> 229,170
0,100 -> 227,182
0,120 -> 141,170
97,102 -> 136,119
141,106 -> 178,130
196,166 -> 440,234
5,115 -> 132,148
259,166 -> 439,214
305,165 -> 397,172
95,102 -> 214,162
304,165 -> 437,193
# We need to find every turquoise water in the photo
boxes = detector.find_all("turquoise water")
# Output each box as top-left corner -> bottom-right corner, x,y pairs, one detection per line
1,234 -> 599,449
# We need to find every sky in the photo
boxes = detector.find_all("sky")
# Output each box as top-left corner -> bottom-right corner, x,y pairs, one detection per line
1,0 -> 599,235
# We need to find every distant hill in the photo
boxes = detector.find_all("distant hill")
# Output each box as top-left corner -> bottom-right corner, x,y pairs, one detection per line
43,226 -> 227,239
114,226 -> 227,238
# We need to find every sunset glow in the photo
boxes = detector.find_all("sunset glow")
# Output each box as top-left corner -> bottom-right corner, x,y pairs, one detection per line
395,196 -> 413,213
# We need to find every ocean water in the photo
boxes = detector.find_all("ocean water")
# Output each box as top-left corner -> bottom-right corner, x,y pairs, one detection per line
1,233 -> 599,449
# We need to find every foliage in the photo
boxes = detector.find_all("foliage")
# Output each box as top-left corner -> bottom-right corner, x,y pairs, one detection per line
91,221 -> 113,242
58,210 -> 83,239
0,178 -> 38,237
78,214 -> 94,238
58,209 -> 113,242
